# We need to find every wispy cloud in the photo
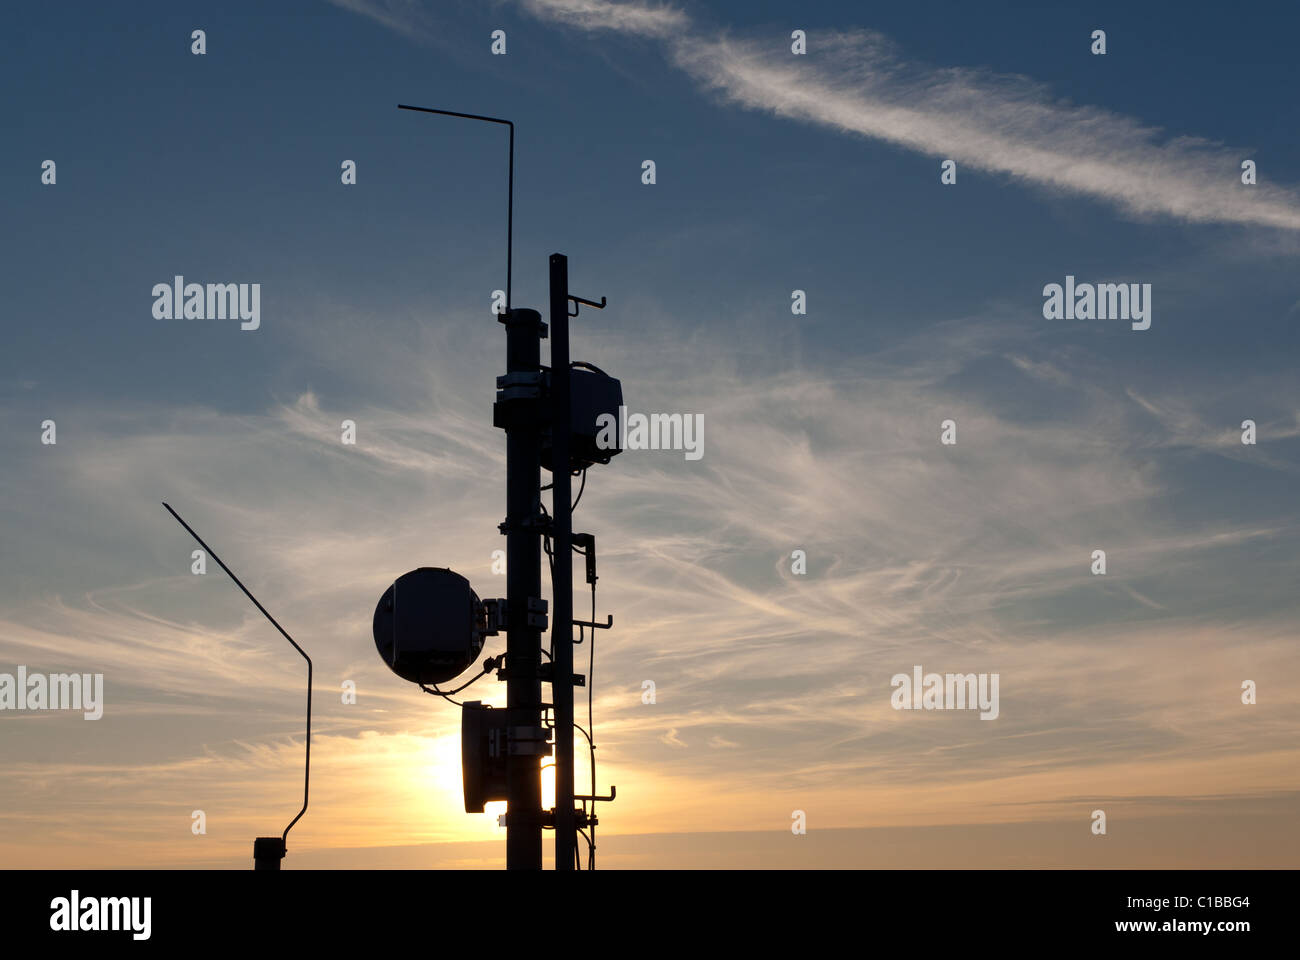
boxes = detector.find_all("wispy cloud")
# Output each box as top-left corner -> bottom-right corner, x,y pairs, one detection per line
520,0 -> 687,38
668,30 -> 1300,230
324,0 -> 442,44
331,0 -> 1300,230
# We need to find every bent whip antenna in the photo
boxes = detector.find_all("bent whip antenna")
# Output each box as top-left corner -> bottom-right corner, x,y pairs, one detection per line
162,502 -> 312,870
397,104 -> 514,311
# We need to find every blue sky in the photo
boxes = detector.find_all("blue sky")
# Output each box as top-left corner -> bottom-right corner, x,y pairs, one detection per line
2,0 -> 1299,867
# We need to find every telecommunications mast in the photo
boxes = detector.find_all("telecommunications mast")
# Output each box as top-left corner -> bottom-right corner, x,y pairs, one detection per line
374,103 -> 621,869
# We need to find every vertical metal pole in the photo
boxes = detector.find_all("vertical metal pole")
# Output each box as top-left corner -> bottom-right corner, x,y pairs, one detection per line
506,125 -> 513,312
549,254 -> 576,870
504,307 -> 544,870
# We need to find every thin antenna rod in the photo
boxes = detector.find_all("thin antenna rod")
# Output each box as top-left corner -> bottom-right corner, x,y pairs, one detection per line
398,104 -> 515,312
161,502 -> 311,842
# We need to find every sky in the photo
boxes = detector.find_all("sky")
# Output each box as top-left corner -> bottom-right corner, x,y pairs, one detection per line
1,0 -> 1298,868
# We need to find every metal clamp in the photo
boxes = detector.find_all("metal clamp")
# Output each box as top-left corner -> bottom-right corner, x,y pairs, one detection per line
527,596 -> 548,630
539,662 -> 585,686
495,371 -> 544,401
498,513 -> 552,535
483,598 -> 507,635
508,725 -> 553,756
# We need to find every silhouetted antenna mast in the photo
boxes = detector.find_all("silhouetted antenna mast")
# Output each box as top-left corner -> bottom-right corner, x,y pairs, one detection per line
162,502 -> 312,871
383,104 -> 621,870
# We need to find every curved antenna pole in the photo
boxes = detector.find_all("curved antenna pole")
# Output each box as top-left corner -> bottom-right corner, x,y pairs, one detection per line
397,103 -> 515,312
162,502 -> 311,843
